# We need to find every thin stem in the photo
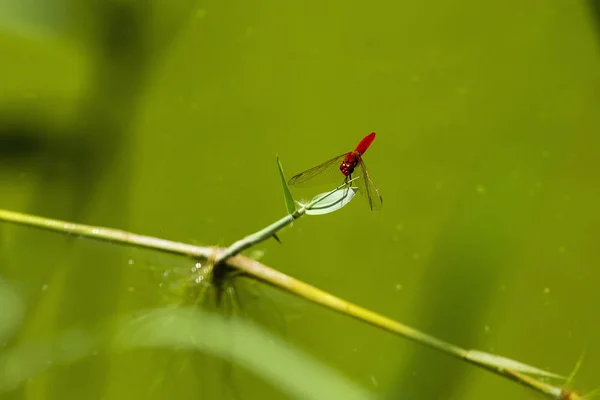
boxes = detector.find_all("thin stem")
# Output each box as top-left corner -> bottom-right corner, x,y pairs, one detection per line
0,207 -> 583,400
215,180 -> 354,265
0,209 -> 213,260
214,212 -> 302,265
227,255 -> 465,354
227,254 -> 573,400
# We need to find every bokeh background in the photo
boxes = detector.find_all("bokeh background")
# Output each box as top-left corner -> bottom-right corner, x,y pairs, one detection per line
1,0 -> 599,399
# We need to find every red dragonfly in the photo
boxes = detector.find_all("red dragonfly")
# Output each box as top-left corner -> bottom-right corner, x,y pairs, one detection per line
288,132 -> 383,211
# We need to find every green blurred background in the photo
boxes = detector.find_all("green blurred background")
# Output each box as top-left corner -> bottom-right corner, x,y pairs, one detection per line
1,0 -> 599,399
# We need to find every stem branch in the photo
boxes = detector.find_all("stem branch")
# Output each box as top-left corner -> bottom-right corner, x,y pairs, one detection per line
0,207 -> 581,400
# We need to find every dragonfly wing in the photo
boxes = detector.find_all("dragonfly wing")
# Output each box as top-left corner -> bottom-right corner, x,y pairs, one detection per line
288,153 -> 348,188
353,158 -> 383,211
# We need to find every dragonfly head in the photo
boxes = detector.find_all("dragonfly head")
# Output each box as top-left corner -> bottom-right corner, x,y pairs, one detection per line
340,152 -> 359,176
339,162 -> 354,176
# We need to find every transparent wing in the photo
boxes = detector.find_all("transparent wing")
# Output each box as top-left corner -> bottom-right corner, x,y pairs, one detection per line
287,153 -> 348,188
353,158 -> 383,211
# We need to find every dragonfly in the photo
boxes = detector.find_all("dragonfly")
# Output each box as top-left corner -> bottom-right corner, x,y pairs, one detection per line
288,132 -> 383,211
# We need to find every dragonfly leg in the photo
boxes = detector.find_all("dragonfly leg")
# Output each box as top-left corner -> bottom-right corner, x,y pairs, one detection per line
344,174 -> 352,197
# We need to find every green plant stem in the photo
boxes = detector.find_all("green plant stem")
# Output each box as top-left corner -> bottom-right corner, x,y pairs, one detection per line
0,209 -> 213,259
215,180 -> 354,265
0,208 -> 583,400
215,211 -> 303,265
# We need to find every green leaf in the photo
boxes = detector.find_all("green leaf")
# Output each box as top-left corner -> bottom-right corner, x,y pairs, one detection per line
306,187 -> 358,215
116,307 -> 378,400
277,155 -> 296,214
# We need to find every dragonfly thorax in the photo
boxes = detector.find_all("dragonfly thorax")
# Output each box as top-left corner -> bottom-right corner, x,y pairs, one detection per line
340,152 -> 360,176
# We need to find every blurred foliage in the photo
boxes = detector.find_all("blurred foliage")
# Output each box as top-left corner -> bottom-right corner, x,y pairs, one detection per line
0,280 -> 375,399
1,0 -> 599,399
